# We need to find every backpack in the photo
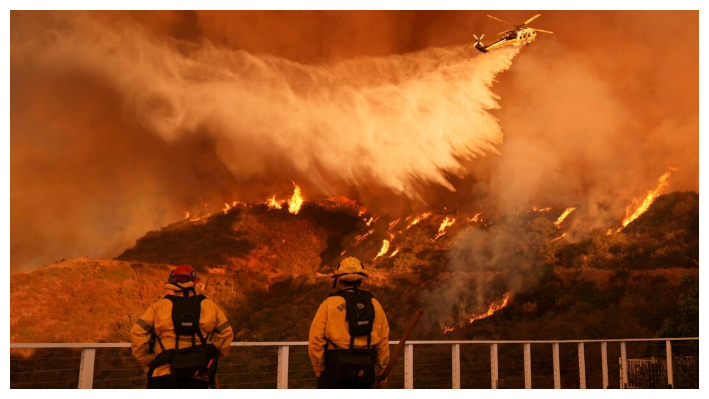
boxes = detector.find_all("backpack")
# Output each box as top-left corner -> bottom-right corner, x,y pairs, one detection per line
326,287 -> 377,385
151,290 -> 218,384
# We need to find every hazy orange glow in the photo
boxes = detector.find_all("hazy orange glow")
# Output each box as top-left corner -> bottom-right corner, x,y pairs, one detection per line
443,292 -> 511,333
554,207 -> 576,227
434,217 -> 456,240
621,167 -> 678,228
374,239 -> 390,259
287,183 -> 304,214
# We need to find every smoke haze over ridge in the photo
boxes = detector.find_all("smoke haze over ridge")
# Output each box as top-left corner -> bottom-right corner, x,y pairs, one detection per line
10,11 -> 698,272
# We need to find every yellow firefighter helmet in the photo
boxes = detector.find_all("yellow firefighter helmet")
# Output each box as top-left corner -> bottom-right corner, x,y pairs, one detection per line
333,256 -> 368,282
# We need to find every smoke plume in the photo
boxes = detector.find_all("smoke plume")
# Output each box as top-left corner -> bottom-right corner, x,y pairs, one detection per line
10,11 -> 698,276
11,11 -> 517,271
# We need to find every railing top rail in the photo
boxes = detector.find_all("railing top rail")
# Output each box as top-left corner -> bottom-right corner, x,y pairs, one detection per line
10,337 -> 698,349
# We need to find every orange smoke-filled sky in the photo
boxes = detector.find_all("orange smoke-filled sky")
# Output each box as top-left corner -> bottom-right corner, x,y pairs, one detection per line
9,9 -> 699,272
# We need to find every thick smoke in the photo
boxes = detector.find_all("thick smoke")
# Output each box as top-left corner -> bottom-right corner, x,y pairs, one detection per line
10,11 -> 698,276
10,11 -> 517,271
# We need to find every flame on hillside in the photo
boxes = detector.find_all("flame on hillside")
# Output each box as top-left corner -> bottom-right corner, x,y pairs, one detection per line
533,206 -> 551,212
407,212 -> 432,229
389,247 -> 400,258
467,212 -> 482,223
433,217 -> 456,240
322,196 -> 367,216
621,167 -> 678,229
353,229 -> 374,245
443,292 -> 511,334
388,218 -> 401,229
554,207 -> 576,227
374,239 -> 390,259
287,183 -> 304,214
265,195 -> 283,210
551,232 -> 567,242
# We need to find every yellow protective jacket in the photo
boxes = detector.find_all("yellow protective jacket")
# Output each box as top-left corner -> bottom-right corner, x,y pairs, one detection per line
308,287 -> 390,377
130,282 -> 234,379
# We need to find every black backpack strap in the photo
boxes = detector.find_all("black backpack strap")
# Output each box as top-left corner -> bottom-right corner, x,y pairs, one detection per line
154,332 -> 166,352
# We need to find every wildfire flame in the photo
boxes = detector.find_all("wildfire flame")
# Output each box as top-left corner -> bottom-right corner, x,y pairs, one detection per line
443,292 -> 511,334
621,167 -> 678,229
184,212 -> 191,220
223,202 -> 231,214
389,248 -> 400,258
287,183 -> 304,214
467,212 -> 482,223
353,229 -> 374,245
533,206 -> 551,212
551,233 -> 567,242
388,218 -> 401,229
407,212 -> 432,230
323,196 -> 367,216
265,195 -> 283,210
374,239 -> 390,260
433,217 -> 456,240
554,207 -> 576,227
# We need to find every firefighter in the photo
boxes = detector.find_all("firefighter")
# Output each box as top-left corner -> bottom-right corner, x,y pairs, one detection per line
130,265 -> 234,389
308,257 -> 390,388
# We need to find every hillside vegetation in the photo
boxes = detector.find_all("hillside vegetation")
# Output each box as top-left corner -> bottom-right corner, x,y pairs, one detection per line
11,192 -> 699,344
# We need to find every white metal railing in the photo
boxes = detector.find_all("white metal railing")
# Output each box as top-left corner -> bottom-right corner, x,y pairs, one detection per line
10,338 -> 698,389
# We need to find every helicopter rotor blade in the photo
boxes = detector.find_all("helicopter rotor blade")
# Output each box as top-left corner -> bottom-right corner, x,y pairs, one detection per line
487,14 -> 517,27
523,14 -> 542,25
531,28 -> 554,34
497,30 -> 512,36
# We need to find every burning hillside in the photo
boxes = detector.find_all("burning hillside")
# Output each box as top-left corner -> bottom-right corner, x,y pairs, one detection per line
10,190 -> 698,345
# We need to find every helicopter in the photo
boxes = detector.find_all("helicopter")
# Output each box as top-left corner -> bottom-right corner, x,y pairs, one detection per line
473,14 -> 553,53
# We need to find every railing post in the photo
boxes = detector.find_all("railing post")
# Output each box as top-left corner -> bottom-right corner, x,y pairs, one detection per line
666,340 -> 674,389
552,342 -> 560,389
404,344 -> 414,389
451,344 -> 460,389
78,348 -> 96,389
601,341 -> 609,389
277,345 -> 289,389
523,343 -> 531,389
578,342 -> 586,389
620,341 -> 628,389
490,343 -> 499,389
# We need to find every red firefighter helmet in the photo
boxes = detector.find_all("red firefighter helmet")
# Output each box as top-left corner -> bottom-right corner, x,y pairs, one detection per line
168,265 -> 200,284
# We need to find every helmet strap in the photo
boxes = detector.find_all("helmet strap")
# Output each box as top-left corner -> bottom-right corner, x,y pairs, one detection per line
332,276 -> 339,288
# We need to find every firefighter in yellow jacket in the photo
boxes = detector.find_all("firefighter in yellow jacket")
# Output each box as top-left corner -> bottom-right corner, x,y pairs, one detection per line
309,257 -> 390,389
130,265 -> 234,389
